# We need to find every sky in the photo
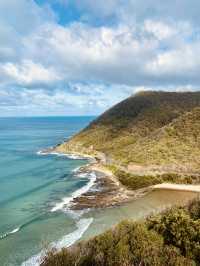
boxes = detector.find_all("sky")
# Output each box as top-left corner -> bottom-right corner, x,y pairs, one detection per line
0,0 -> 200,116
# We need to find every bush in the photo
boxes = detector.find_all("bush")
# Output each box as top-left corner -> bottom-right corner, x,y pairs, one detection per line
114,170 -> 162,190
187,197 -> 200,220
42,203 -> 200,266
113,169 -> 200,190
147,206 -> 200,262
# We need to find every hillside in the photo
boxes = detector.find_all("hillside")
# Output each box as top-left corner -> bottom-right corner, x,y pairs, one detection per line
56,91 -> 200,174
47,91 -> 200,266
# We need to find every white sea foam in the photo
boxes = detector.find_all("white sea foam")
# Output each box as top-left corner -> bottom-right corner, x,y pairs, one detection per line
37,150 -> 88,160
0,227 -> 20,240
21,218 -> 93,266
72,166 -> 81,173
10,227 -> 20,234
74,172 -> 89,178
54,218 -> 93,249
65,154 -> 86,160
51,171 -> 96,212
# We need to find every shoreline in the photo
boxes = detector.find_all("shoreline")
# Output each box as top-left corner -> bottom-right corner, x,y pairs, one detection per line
70,163 -> 146,210
153,183 -> 200,192
52,148 -> 200,210
50,146 -> 152,210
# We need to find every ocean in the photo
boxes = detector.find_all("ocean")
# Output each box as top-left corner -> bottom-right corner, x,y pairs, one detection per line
0,117 -> 95,266
0,117 -> 197,266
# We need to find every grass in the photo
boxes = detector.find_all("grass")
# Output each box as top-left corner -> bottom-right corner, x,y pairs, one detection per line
57,91 -> 200,170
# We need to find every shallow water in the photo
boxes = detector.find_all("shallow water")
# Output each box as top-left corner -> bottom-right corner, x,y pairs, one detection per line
83,189 -> 198,239
0,117 -> 198,266
0,117 -> 94,266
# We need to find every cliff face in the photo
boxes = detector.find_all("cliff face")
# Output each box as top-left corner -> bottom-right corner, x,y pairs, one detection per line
56,91 -> 200,172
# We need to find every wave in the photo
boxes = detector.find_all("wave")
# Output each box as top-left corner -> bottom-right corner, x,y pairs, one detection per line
51,171 -> 97,212
0,214 -> 47,241
0,227 -> 20,240
54,218 -> 93,249
72,166 -> 81,173
37,150 -> 88,160
21,218 -> 93,266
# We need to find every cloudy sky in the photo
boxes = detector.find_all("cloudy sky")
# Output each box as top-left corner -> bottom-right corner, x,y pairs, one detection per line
0,0 -> 200,116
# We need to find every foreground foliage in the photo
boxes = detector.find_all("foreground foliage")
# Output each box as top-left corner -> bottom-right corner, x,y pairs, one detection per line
42,198 -> 200,266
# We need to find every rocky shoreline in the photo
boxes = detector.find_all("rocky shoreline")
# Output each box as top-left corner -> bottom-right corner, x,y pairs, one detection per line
69,161 -> 152,210
50,147 -> 200,211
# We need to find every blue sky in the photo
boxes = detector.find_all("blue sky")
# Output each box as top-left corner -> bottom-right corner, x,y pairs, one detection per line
0,0 -> 200,116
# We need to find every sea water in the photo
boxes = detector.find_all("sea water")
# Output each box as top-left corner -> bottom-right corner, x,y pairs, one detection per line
0,117 -> 198,266
0,117 -> 95,266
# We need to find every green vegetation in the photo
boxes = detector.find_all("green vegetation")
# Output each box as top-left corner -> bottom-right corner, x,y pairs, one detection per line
42,198 -> 200,266
114,169 -> 162,189
47,91 -> 200,265
56,91 -> 200,172
114,169 -> 200,190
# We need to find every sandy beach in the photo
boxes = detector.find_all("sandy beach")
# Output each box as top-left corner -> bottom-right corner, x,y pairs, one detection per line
153,183 -> 200,192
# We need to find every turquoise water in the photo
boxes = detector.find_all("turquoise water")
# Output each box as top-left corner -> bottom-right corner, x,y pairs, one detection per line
0,117 -> 198,266
0,117 -> 95,266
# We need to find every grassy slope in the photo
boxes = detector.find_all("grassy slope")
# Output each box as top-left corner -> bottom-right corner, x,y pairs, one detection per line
57,91 -> 200,171
127,106 -> 200,169
56,91 -> 200,191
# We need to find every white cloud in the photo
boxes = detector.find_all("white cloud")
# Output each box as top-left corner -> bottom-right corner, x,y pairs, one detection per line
20,20 -> 200,86
0,0 -> 55,35
146,42 -> 200,80
0,83 -> 135,116
0,0 -> 200,116
1,60 -> 61,86
143,20 -> 176,40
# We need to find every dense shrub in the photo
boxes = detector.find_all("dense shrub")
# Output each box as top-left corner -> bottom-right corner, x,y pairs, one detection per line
41,199 -> 200,266
114,170 -> 162,190
187,197 -> 200,219
147,206 -> 200,262
113,169 -> 200,190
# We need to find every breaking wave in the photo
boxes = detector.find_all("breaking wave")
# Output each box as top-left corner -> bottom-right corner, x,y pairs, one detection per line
21,218 -> 93,266
0,227 -> 20,240
37,150 -> 88,160
51,171 -> 97,212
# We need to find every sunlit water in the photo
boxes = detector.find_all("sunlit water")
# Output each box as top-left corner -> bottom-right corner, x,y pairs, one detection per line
0,117 -> 94,266
0,117 -> 198,266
